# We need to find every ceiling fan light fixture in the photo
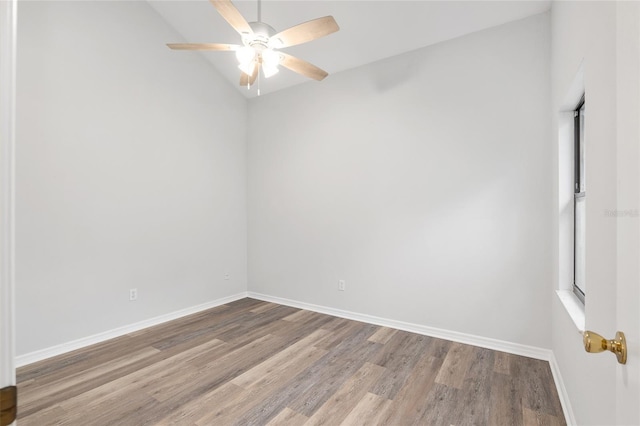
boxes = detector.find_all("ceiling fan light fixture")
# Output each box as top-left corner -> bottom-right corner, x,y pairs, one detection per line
261,49 -> 280,78
236,46 -> 256,66
238,60 -> 256,76
262,63 -> 279,78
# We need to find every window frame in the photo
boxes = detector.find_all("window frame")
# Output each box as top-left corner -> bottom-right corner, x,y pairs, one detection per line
573,94 -> 586,304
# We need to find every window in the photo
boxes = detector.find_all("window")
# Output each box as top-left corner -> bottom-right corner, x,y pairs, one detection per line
573,95 -> 586,303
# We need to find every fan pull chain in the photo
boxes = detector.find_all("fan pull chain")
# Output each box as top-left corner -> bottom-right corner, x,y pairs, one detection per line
257,69 -> 261,96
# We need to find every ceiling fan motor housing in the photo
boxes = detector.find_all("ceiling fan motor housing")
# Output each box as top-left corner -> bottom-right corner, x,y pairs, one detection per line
244,21 -> 279,51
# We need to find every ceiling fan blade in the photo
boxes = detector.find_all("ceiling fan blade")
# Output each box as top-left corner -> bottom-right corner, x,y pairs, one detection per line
270,16 -> 339,48
210,0 -> 253,36
166,43 -> 240,51
239,63 -> 259,87
279,52 -> 328,81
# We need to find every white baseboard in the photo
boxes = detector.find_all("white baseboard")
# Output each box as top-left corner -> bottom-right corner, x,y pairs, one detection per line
248,292 -> 575,424
248,291 -> 552,360
16,292 -> 249,367
548,352 -> 577,425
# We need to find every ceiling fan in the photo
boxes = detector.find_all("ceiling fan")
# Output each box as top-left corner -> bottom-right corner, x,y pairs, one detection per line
167,0 -> 340,91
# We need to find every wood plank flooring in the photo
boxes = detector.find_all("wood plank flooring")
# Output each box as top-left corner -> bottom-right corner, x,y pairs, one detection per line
17,298 -> 566,425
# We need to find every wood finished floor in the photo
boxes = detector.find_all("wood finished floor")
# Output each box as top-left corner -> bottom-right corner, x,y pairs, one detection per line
17,298 -> 566,426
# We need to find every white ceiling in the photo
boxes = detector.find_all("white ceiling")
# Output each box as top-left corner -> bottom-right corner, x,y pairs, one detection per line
148,0 -> 551,98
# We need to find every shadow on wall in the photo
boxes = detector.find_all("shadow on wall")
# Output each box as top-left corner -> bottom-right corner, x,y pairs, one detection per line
369,54 -> 423,92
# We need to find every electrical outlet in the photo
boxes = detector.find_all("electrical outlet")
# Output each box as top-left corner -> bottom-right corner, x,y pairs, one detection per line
129,288 -> 138,301
338,280 -> 346,291
224,273 -> 230,280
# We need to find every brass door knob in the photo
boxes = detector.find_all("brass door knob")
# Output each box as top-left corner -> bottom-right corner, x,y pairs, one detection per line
583,330 -> 627,364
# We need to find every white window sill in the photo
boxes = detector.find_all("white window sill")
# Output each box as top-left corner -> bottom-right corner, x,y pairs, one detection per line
556,290 -> 585,332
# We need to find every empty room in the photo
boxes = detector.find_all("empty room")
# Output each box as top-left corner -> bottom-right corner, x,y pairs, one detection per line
0,0 -> 639,425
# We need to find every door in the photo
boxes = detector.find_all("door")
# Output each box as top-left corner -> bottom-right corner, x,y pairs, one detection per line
615,1 -> 640,423
0,0 -> 17,425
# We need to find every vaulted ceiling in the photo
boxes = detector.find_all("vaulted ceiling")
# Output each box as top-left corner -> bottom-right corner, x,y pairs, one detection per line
148,0 -> 551,98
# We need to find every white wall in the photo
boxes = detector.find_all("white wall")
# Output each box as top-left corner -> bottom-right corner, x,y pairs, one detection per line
551,1 -> 639,424
16,1 -> 247,355
248,13 -> 552,348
